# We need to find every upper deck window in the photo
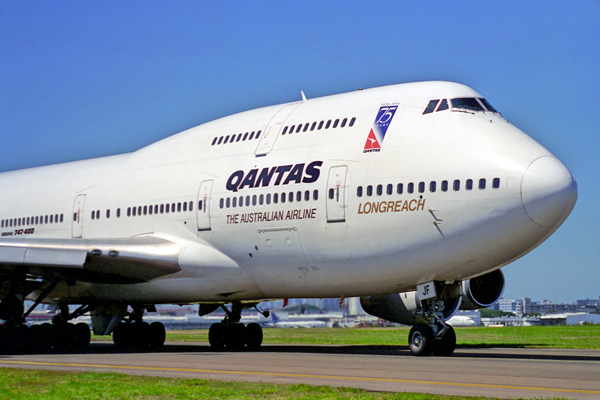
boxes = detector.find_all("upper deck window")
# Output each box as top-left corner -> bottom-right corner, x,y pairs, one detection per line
451,98 -> 485,112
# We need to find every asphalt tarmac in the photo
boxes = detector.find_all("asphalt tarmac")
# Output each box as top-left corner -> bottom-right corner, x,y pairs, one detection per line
1,342 -> 600,399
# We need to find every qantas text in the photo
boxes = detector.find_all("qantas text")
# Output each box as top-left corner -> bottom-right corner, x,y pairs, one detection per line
226,161 -> 323,192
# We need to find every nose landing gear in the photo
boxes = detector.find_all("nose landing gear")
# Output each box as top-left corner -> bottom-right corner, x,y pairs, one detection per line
408,298 -> 457,357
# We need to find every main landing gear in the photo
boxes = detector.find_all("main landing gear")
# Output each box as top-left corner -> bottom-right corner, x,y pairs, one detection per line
0,275 -> 92,354
408,298 -> 456,357
112,305 -> 166,351
208,301 -> 265,351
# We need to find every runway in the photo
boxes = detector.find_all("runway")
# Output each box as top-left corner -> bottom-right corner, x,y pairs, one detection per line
1,342 -> 600,399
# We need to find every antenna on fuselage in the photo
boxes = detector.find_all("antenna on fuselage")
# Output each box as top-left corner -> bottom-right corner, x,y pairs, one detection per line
301,91 -> 307,102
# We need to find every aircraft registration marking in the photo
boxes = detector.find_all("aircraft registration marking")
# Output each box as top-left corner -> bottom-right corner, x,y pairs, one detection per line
1,359 -> 599,395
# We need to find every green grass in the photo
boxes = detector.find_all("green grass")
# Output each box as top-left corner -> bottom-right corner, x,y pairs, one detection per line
159,325 -> 600,349
0,368 -> 567,400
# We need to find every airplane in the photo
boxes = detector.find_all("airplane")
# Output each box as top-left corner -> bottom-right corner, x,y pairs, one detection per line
0,81 -> 577,356
446,315 -> 476,327
263,312 -> 329,328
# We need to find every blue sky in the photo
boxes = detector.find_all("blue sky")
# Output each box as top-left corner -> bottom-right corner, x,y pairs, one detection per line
1,1 -> 598,303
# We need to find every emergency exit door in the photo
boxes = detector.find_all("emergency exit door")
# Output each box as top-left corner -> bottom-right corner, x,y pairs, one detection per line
196,180 -> 213,231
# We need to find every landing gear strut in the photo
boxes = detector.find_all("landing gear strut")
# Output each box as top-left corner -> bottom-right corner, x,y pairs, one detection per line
112,305 -> 166,351
208,301 -> 264,351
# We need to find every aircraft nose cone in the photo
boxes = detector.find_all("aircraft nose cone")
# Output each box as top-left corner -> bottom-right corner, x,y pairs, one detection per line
521,156 -> 578,227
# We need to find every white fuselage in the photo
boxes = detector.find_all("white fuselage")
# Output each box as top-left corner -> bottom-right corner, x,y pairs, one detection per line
0,82 -> 577,305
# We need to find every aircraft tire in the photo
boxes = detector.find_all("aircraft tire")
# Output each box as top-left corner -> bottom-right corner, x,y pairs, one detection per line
225,323 -> 246,351
432,325 -> 456,357
208,323 -> 225,350
245,323 -> 263,351
73,322 -> 91,352
113,323 -> 129,350
148,322 -> 166,350
408,324 -> 434,356
40,323 -> 56,350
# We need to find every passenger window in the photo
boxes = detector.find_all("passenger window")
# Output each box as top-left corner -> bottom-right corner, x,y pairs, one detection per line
274,193 -> 279,203
50,215 -> 54,223
236,133 -> 242,142
172,203 -> 176,212
325,120 -> 332,129
313,190 -> 318,200
226,198 -> 231,208
311,122 -> 316,131
266,193 -> 271,204
304,190 -> 310,201
281,192 -> 286,203
357,186 -> 363,197
243,132 -> 248,141
218,136 -> 224,144
232,197 -> 237,207
328,188 -> 335,199
252,195 -> 257,206
441,180 -> 448,192
397,183 -> 403,194
117,208 -> 121,218
303,124 -> 309,132
106,210 -> 110,219
408,183 -> 414,194
466,179 -> 473,190
479,179 -> 486,190
387,184 -> 393,195
288,192 -> 294,202
318,121 -> 324,130
349,117 -> 356,127
211,137 -> 217,145
256,130 -> 261,138
333,119 -> 339,128
376,185 -> 383,196
144,206 -> 148,215
238,196 -> 243,207
282,126 -> 288,135
289,125 -> 295,134
423,99 -> 440,114
91,212 -> 95,220
219,198 -> 224,209
493,178 -> 500,189
367,185 -> 373,196
160,204 -> 165,214
127,207 -> 131,217
224,135 -> 230,144
177,203 -> 182,212
183,202 -> 188,212
341,118 -> 347,127
453,180 -> 460,191
249,132 -> 255,140
259,194 -> 264,205
296,125 -> 302,133
296,191 -> 302,202
133,207 -> 137,216
437,99 -> 449,112
418,182 -> 425,193
430,181 -> 436,192
26,217 -> 30,225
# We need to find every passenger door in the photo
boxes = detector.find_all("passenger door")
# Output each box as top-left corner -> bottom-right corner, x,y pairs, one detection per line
255,103 -> 301,157
326,166 -> 348,223
196,180 -> 213,231
72,194 -> 86,238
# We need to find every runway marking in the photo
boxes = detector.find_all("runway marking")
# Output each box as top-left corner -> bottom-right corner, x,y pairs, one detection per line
1,359 -> 600,395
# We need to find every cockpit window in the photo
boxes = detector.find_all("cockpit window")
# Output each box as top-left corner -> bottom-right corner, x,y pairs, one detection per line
436,99 -> 449,112
451,98 -> 485,112
423,99 -> 439,115
478,98 -> 498,113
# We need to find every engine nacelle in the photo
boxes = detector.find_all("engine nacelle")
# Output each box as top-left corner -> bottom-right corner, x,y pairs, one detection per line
360,290 -> 461,326
460,269 -> 505,310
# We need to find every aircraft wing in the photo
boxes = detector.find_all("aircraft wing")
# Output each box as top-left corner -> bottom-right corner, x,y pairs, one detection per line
0,237 -> 182,284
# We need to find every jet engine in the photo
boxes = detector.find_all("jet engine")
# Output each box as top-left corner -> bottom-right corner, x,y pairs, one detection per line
460,269 -> 505,310
361,269 -> 505,325
360,290 -> 461,326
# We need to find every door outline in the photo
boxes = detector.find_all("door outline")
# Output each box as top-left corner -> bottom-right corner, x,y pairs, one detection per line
72,194 -> 86,238
326,166 -> 348,223
255,103 -> 302,157
197,180 -> 214,231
